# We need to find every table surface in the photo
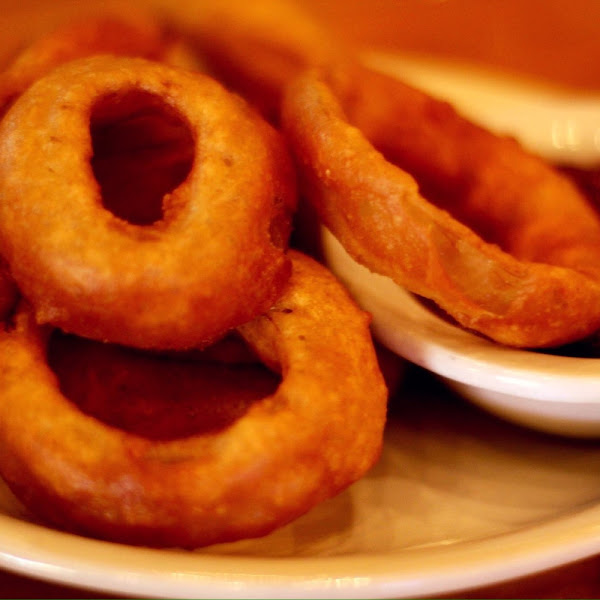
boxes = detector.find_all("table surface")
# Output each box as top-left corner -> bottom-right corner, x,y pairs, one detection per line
2,552 -> 600,598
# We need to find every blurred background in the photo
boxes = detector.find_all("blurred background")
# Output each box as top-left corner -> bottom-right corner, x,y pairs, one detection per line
299,0 -> 600,90
1,0 -> 599,90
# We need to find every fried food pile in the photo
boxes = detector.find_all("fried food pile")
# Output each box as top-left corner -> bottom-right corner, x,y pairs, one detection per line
0,7 -> 387,548
0,0 -> 598,547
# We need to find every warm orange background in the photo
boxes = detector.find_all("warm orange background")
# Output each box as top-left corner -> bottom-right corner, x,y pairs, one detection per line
1,0 -> 600,90
298,0 -> 600,90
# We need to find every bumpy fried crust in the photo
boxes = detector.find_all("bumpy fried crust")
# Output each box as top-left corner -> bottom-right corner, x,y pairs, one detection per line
0,13 -> 203,322
0,251 -> 387,548
282,65 -> 600,348
0,55 -> 296,350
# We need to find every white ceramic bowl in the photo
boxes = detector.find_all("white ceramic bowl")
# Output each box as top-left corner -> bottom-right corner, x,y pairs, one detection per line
319,53 -> 600,438
323,54 -> 600,437
365,51 -> 600,166
322,230 -> 600,437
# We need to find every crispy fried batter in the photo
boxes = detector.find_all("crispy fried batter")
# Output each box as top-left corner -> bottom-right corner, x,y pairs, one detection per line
0,252 -> 387,548
0,55 -> 296,350
282,65 -> 600,347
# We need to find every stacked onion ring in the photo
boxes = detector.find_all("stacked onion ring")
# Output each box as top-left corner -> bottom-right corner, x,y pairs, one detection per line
0,16 -> 388,547
0,252 -> 386,548
0,55 -> 296,350
6,0 -> 600,552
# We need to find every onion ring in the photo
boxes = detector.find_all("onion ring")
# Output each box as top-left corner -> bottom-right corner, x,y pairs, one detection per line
0,55 -> 296,350
159,3 -> 600,344
0,13 -> 190,321
0,250 -> 387,548
0,13 -> 187,118
282,65 -> 600,347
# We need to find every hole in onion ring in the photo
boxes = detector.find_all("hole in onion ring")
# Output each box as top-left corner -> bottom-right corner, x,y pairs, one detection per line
47,331 -> 281,441
90,89 -> 195,225
560,164 -> 600,214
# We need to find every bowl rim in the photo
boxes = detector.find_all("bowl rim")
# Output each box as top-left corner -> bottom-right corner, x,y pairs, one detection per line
321,228 -> 600,405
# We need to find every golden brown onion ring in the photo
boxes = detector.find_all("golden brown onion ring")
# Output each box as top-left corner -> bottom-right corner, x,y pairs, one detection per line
0,14 -> 188,118
0,251 -> 387,548
0,13 -> 190,320
0,55 -> 296,350
282,65 -> 600,348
